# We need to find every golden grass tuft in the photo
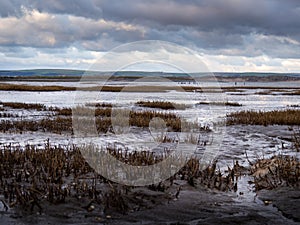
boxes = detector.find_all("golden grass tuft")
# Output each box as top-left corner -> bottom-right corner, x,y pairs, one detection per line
227,109 -> 300,126
0,104 -> 190,133
136,100 -> 187,110
0,142 -> 238,213
0,83 -> 75,91
292,127 -> 300,152
250,155 -> 300,190
284,90 -> 300,95
0,102 -> 46,110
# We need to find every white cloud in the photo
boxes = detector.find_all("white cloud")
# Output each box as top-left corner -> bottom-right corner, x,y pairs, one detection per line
1,44 -> 300,73
0,2 -> 300,72
0,8 -> 145,48
200,54 -> 300,72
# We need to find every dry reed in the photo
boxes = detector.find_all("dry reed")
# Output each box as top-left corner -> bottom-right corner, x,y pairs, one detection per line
136,101 -> 187,110
250,155 -> 300,190
0,142 -> 237,214
227,109 -> 300,126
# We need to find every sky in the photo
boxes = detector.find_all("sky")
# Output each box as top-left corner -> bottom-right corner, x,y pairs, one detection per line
1,0 -> 300,72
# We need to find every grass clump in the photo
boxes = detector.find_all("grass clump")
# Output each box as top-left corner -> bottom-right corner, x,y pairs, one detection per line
227,109 -> 300,126
197,101 -> 242,107
292,128 -> 300,152
136,101 -> 187,110
0,102 -> 47,111
250,155 -> 300,191
85,102 -> 113,108
0,117 -> 74,134
0,83 -> 75,91
0,142 -> 238,214
0,106 -> 188,133
284,90 -> 300,95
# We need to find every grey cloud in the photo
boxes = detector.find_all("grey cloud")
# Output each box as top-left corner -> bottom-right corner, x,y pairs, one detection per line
0,0 -> 102,19
98,1 -> 299,32
0,0 -> 300,60
0,11 -> 144,49
0,46 -> 37,58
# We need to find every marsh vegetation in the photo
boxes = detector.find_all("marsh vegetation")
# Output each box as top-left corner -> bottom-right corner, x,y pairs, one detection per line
227,109 -> 300,126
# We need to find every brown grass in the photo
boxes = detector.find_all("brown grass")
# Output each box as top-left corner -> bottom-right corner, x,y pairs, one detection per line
80,85 -> 201,92
292,128 -> 300,152
0,101 -> 202,133
255,89 -> 292,95
288,104 -> 300,108
85,102 -> 113,108
0,106 -> 189,133
1,83 -> 300,93
0,83 -> 225,93
0,112 -> 19,118
283,90 -> 300,95
250,155 -> 300,190
197,101 -> 242,107
0,83 -> 75,91
57,106 -> 189,131
0,117 -> 74,134
0,142 -> 238,213
129,110 -> 182,131
136,101 -> 187,110
227,109 -> 300,126
0,102 -> 46,110
56,106 -> 112,117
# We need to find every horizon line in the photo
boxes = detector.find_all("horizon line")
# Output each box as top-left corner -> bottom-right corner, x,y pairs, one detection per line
1,68 -> 300,75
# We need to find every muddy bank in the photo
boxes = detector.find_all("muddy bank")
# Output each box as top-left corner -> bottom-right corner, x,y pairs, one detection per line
258,187 -> 300,223
1,183 -> 299,225
1,125 -> 299,224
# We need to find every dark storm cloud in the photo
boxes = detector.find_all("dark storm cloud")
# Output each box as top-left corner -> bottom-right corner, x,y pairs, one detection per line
98,0 -> 300,34
1,0 -> 299,36
0,0 -> 300,59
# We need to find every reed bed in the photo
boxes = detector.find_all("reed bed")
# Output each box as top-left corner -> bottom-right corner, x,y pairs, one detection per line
85,102 -> 113,108
288,104 -> 300,108
0,112 -> 19,118
129,110 -> 182,131
0,83 -> 75,91
136,101 -> 187,110
284,90 -> 300,95
250,155 -> 300,191
197,101 -> 242,107
178,159 -> 243,192
56,106 -> 112,117
0,142 -> 239,214
0,83 -> 225,93
0,102 -> 204,132
254,89 -> 292,95
0,102 -> 47,111
1,82 -> 300,93
227,109 -> 300,126
292,128 -> 300,152
0,107 -> 192,133
0,117 -> 74,134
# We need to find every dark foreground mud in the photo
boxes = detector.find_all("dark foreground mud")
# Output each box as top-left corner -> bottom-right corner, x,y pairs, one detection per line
1,182 -> 299,225
258,187 -> 300,223
0,125 -> 299,224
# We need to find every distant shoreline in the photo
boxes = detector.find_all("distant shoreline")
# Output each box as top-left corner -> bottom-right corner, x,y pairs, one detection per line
1,69 -> 300,83
0,69 -> 300,82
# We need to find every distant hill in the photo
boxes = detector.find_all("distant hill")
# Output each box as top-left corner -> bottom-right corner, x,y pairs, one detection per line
0,69 -> 86,77
0,69 -> 299,82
